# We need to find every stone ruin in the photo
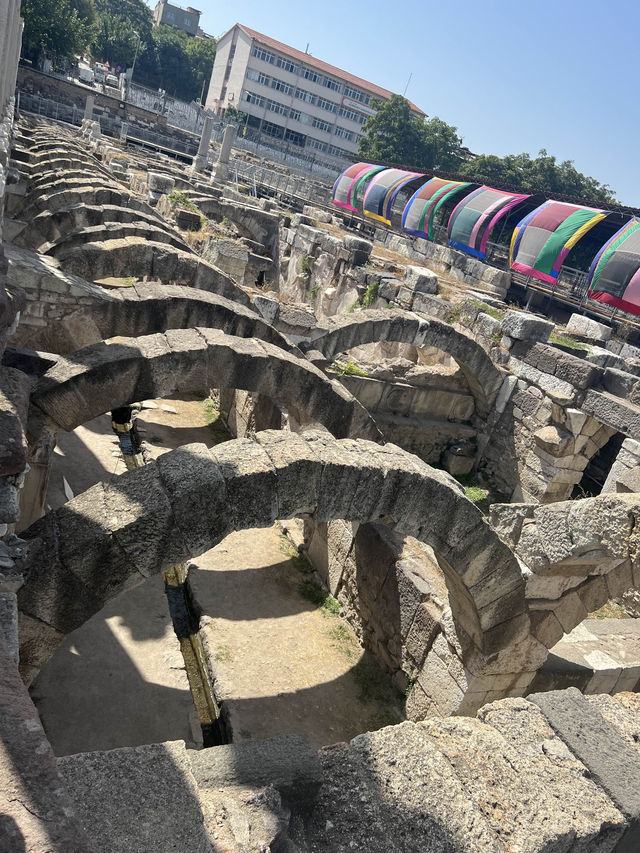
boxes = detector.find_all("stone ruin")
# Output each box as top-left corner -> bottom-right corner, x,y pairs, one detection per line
1,75 -> 640,851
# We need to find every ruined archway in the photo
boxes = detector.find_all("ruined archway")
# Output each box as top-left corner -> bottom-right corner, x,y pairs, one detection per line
16,431 -> 531,716
302,309 -> 504,416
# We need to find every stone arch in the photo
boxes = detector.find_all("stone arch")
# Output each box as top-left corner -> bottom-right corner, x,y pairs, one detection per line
16,431 -> 529,711
191,196 -> 280,259
303,309 -> 504,415
43,222 -> 190,257
27,330 -> 382,445
19,186 -> 151,218
51,239 -> 252,307
17,204 -> 177,250
43,284 -> 294,354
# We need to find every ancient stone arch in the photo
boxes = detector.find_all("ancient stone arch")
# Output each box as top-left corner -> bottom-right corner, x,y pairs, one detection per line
43,222 -> 191,256
17,204 -> 178,250
51,284 -> 294,353
27,329 -> 382,444
303,309 -> 504,415
52,239 -> 252,306
19,186 -> 151,218
16,431 -> 531,713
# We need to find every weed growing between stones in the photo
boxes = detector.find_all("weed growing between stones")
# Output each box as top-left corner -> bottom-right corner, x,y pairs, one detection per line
202,395 -> 230,445
329,359 -> 368,377
548,331 -> 592,353
299,253 -> 311,280
470,300 -> 505,321
167,189 -> 200,213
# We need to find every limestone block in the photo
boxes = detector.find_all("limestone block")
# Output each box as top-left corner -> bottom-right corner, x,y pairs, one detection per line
566,407 -> 588,436
342,234 -> 372,265
529,687 -> 640,848
566,313 -> 613,343
147,171 -> 175,194
501,310 -> 554,342
252,294 -> 279,325
403,264 -> 438,295
533,424 -> 574,456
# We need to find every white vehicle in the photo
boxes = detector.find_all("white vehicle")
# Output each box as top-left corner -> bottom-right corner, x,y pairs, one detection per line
78,63 -> 94,84
105,73 -> 119,89
94,63 -> 107,84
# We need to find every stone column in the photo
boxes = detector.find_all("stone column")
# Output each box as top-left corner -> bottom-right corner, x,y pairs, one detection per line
211,122 -> 236,184
84,94 -> 95,121
192,114 -> 214,172
119,121 -> 128,142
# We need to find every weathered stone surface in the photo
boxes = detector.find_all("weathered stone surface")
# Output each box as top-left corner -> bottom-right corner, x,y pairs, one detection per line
501,310 -> 554,342
529,687 -> 640,850
403,264 -> 438,295
188,734 -> 322,811
58,740 -> 211,853
0,633 -> 91,853
566,313 -> 613,343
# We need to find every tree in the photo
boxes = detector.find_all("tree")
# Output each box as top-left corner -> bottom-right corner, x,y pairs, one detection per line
21,0 -> 96,62
461,149 -> 617,205
92,11 -> 140,68
359,94 -> 429,166
135,25 -> 215,102
358,95 -> 463,172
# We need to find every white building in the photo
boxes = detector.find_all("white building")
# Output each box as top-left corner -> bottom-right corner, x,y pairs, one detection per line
205,24 -> 425,162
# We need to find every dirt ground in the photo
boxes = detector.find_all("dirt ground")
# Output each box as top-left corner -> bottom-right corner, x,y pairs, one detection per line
34,396 -> 400,754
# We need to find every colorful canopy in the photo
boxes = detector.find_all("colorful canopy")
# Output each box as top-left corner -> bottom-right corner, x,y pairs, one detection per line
402,177 -> 472,241
448,187 -> 530,259
363,168 -> 424,226
510,201 -> 607,284
587,218 -> 640,315
332,163 -> 384,213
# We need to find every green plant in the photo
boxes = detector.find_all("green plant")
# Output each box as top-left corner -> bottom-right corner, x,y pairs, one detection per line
167,190 -> 199,213
448,305 -> 462,324
299,253 -> 311,281
456,474 -> 491,514
548,332 -> 591,353
328,623 -> 357,658
470,300 -> 505,321
279,534 -> 313,574
331,359 -> 368,377
361,281 -> 379,309
308,283 -> 320,299
616,323 -> 633,342
202,396 -> 230,445
491,330 -> 503,345
297,578 -> 340,616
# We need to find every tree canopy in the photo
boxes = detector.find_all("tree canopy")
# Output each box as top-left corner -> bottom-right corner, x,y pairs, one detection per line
358,94 -> 617,206
21,0 -> 97,62
21,0 -> 216,102
460,150 -> 617,205
358,95 -> 463,172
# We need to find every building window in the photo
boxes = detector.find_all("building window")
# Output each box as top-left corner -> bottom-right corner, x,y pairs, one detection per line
334,126 -> 353,141
271,78 -> 293,95
253,46 -> 275,64
327,144 -> 349,157
344,85 -> 370,105
261,120 -> 285,139
307,138 -> 327,152
247,68 -> 270,86
229,44 -> 236,60
302,67 -> 322,84
316,96 -> 338,113
338,106 -> 366,124
289,108 -> 301,122
323,77 -> 342,93
285,128 -> 306,146
243,90 -> 265,107
221,87 -> 227,100
311,117 -> 332,133
295,87 -> 315,105
277,56 -> 298,74
267,99 -> 288,116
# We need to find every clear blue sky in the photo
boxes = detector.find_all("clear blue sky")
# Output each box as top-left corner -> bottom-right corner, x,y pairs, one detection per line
171,0 -> 638,206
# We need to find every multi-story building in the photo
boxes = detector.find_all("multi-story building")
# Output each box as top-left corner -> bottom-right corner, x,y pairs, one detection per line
205,24 -> 426,162
153,1 -> 201,37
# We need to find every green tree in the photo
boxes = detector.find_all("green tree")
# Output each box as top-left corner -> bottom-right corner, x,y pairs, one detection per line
135,25 -> 215,101
21,0 -> 95,62
358,95 -> 463,172
359,94 -> 429,166
461,149 -> 616,204
92,11 -> 140,68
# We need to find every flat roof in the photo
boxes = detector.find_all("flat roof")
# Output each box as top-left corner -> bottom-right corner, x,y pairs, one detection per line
228,23 -> 425,116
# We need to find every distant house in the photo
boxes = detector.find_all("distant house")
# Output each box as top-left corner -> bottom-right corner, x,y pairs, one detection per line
153,1 -> 201,37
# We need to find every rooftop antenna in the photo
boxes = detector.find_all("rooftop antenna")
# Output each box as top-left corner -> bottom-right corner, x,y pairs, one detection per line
305,42 -> 310,53
402,71 -> 413,97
